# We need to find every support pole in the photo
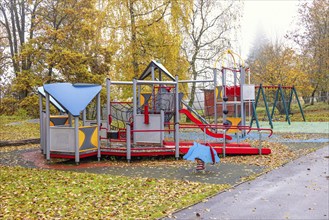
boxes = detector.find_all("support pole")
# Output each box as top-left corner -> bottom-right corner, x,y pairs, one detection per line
250,85 -> 261,128
151,65 -> 155,111
133,78 -> 137,145
233,70 -> 238,117
160,110 -> 164,147
222,69 -> 227,123
74,116 -> 80,164
258,131 -> 262,155
126,123 -> 131,162
82,109 -> 86,126
261,85 -> 273,128
271,86 -> 280,119
279,85 -> 291,125
38,94 -> 44,153
252,101 -> 260,128
175,75 -> 180,159
45,93 -> 50,161
240,66 -> 246,136
293,86 -> 306,121
106,79 -> 111,147
213,69 -> 217,130
223,129 -> 226,157
137,84 -> 141,113
96,93 -> 101,161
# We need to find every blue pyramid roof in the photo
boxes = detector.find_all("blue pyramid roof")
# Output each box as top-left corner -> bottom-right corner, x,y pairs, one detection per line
43,83 -> 102,117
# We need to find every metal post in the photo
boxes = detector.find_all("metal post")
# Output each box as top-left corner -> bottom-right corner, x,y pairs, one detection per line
271,86 -> 280,119
260,85 -> 273,128
233,70 -> 237,117
222,69 -> 227,123
133,78 -> 137,145
240,66 -> 246,136
160,110 -> 164,147
151,65 -> 155,111
248,68 -> 251,122
96,93 -> 101,161
293,86 -> 306,121
45,93 -> 50,161
258,131 -> 262,155
174,75 -> 180,159
223,129 -> 226,157
74,116 -> 80,164
106,79 -> 111,147
82,109 -> 86,126
213,69 -> 217,129
126,123 -> 131,162
137,84 -> 141,113
252,101 -> 260,128
39,94 -> 43,153
250,86 -> 261,128
279,85 -> 291,125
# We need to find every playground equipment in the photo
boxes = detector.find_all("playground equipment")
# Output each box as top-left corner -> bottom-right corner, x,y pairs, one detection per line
39,57 -> 282,163
102,60 -> 273,161
250,84 -> 306,128
38,83 -> 102,163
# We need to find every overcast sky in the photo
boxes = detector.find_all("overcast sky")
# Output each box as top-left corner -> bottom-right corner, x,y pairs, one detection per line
239,0 -> 307,59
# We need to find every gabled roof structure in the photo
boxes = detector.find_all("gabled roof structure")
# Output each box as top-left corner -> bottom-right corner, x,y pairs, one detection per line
43,83 -> 102,117
138,60 -> 175,81
38,87 -> 66,112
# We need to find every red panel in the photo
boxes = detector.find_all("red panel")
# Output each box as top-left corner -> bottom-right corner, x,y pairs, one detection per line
144,105 -> 149,124
226,86 -> 241,97
179,147 -> 271,155
50,152 -> 98,159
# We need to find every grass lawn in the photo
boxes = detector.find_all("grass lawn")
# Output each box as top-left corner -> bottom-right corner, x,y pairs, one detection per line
255,102 -> 329,122
0,115 -> 39,141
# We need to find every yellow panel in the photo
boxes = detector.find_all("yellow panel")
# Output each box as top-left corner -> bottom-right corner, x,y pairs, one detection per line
226,117 -> 241,133
78,130 -> 85,148
140,95 -> 145,106
90,127 -> 99,147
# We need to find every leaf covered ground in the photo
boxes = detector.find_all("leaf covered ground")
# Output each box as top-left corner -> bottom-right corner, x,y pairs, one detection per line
0,116 -> 39,141
0,165 -> 229,219
0,112 -> 327,219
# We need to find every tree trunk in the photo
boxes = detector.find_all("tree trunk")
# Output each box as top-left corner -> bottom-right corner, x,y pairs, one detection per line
188,67 -> 198,107
129,0 -> 139,78
310,88 -> 317,105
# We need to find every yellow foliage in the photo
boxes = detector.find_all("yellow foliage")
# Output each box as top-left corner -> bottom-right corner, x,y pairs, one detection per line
250,44 -> 312,96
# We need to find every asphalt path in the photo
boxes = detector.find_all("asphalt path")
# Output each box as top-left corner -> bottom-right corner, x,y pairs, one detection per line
165,145 -> 329,220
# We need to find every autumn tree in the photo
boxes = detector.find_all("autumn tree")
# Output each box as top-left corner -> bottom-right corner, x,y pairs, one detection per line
290,0 -> 329,104
0,0 -> 110,116
180,0 -> 241,107
27,0 -> 110,84
248,41 -> 310,113
0,0 -> 41,100
104,0 -> 190,83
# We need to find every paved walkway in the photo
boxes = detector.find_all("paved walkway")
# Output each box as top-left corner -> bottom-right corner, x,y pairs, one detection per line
165,146 -> 329,220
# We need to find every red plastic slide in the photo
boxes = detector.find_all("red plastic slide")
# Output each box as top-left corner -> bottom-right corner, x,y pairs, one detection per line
179,109 -> 232,140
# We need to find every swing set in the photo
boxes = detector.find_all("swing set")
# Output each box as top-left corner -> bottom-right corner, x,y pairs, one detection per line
250,84 -> 306,129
